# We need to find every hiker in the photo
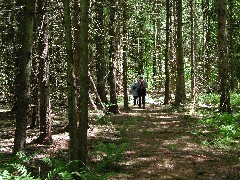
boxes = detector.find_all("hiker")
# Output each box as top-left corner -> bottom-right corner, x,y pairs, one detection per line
130,80 -> 138,106
136,75 -> 148,109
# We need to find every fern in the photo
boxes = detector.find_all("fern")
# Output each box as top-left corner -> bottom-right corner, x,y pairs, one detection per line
93,142 -> 128,172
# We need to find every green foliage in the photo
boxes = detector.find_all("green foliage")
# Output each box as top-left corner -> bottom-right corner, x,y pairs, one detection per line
230,93 -> 240,110
92,142 -> 128,172
196,93 -> 220,108
166,144 -> 176,150
196,113 -> 240,149
0,150 -> 125,180
94,115 -> 112,125
41,158 -> 74,180
0,152 -> 40,180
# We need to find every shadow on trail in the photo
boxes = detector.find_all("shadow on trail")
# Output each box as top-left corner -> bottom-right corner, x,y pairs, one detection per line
109,105 -> 240,179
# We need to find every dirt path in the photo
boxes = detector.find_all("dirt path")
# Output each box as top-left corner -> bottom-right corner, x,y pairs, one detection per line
0,105 -> 239,179
107,105 -> 240,179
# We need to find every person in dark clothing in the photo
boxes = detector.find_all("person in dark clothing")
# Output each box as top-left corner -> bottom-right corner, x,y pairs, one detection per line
136,75 -> 148,108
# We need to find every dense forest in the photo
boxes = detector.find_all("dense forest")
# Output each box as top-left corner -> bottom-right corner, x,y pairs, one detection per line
0,0 -> 240,179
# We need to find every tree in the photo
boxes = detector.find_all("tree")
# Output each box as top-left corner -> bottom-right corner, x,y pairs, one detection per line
174,0 -> 185,106
169,0 -> 176,96
78,0 -> 90,167
107,0 -> 120,114
164,0 -> 170,105
72,0 -> 81,123
62,0 -> 78,161
203,0 -> 212,90
13,0 -> 35,153
228,0 -> 236,91
36,0 -> 52,144
190,0 -> 196,103
217,0 -> 231,113
95,0 -> 108,105
122,0 -> 130,110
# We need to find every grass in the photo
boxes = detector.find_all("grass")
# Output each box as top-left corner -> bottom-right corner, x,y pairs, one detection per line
193,92 -> 240,149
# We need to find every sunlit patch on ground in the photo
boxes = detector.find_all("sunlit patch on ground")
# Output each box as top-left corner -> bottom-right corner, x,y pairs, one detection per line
0,104 -> 239,179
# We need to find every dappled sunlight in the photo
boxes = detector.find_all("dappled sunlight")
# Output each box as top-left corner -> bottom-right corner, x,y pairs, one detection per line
107,106 -> 240,179
88,124 -> 121,142
0,138 -> 14,153
0,103 -> 239,179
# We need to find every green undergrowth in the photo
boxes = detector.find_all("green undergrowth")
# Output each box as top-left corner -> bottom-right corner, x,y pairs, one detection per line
195,113 -> 240,149
0,140 -> 128,180
192,92 -> 240,149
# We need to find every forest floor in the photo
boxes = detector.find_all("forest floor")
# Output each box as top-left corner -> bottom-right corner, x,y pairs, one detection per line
0,102 -> 240,179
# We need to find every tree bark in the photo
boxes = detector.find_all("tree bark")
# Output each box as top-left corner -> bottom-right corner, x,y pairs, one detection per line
217,0 -> 231,113
13,0 -> 35,153
35,0 -> 52,144
78,0 -> 90,168
174,0 -> 185,106
122,0 -> 129,110
228,0 -> 236,91
108,0 -> 120,114
204,0 -> 211,90
190,0 -> 196,103
62,0 -> 78,162
95,0 -> 108,105
72,0 -> 81,124
164,0 -> 170,105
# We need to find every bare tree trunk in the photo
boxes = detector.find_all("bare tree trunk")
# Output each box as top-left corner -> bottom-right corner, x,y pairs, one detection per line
35,0 -> 52,144
169,0 -> 176,95
164,0 -> 170,105
95,0 -> 108,105
108,0 -> 120,114
62,0 -> 78,162
72,0 -> 81,125
228,0 -> 236,91
13,0 -> 35,153
204,0 -> 211,90
78,0 -> 90,168
174,0 -> 186,106
122,0 -> 129,110
190,0 -> 196,103
30,56 -> 39,129
217,0 -> 231,113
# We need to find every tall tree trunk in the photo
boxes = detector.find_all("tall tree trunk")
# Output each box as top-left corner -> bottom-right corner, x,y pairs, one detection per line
138,22 -> 144,75
62,0 -> 78,162
78,0 -> 90,167
169,0 -> 176,95
217,0 -> 231,113
228,0 -> 235,91
30,0 -> 43,129
190,0 -> 196,103
152,19 -> 157,89
164,0 -> 170,105
122,0 -> 129,110
95,0 -> 108,105
13,0 -> 35,153
36,0 -> 52,144
73,0 -> 81,124
204,0 -> 211,90
174,0 -> 185,106
30,53 -> 39,129
108,0 -> 120,114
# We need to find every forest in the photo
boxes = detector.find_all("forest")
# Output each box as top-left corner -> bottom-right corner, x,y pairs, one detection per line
0,0 -> 239,179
